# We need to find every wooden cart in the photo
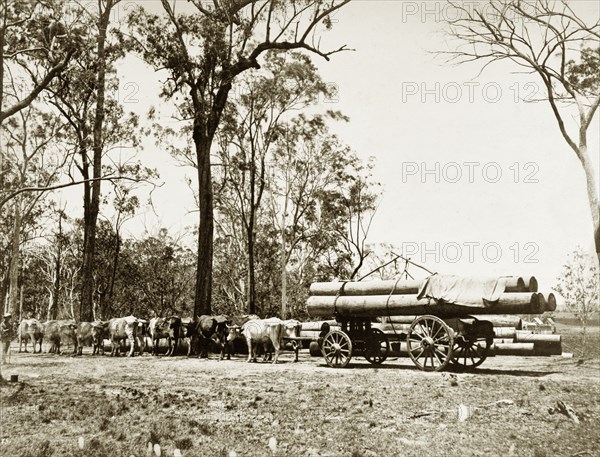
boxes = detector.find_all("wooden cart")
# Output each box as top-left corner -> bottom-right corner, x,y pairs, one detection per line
318,314 -> 494,371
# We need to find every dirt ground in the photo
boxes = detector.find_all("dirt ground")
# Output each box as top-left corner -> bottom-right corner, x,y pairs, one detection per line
1,324 -> 599,457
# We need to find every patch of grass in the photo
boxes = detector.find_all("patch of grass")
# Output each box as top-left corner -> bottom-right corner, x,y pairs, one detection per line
99,416 -> 110,432
175,437 -> 193,450
197,421 -> 214,436
149,421 -> 175,444
20,439 -> 51,457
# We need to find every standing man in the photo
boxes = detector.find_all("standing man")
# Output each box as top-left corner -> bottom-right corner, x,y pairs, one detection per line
1,313 -> 15,364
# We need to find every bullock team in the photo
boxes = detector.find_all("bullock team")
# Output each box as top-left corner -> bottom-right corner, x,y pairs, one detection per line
12,314 -> 303,363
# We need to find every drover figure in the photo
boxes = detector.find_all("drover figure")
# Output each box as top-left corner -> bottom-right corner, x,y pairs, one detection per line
1,313 -> 15,364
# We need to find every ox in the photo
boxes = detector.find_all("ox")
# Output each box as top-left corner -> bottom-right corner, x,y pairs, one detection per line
187,315 -> 229,358
109,316 -> 145,357
44,320 -> 78,354
18,319 -> 44,353
76,321 -> 108,355
148,317 -> 182,356
219,314 -> 260,360
237,318 -> 302,364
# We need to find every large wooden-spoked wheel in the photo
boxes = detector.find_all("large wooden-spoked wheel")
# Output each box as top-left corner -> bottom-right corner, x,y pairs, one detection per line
321,329 -> 353,368
364,328 -> 390,365
407,315 -> 454,372
451,336 -> 492,369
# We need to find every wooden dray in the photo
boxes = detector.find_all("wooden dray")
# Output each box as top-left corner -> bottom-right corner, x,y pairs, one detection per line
318,314 -> 494,372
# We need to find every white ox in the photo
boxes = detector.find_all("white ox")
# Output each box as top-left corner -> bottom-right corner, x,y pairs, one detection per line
18,318 -> 44,353
239,318 -> 301,364
109,316 -> 145,357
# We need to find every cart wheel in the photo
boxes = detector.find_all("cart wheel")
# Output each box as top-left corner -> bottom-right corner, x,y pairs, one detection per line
364,328 -> 390,365
451,336 -> 492,369
321,329 -> 353,368
407,315 -> 454,372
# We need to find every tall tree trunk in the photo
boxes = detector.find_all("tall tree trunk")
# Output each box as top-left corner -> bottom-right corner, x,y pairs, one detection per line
79,165 -> 90,321
8,197 -> 22,314
107,232 -> 121,312
246,220 -> 256,314
193,127 -> 214,317
280,226 -> 288,319
246,150 -> 257,314
81,3 -> 112,322
578,147 -> 600,267
50,212 -> 62,320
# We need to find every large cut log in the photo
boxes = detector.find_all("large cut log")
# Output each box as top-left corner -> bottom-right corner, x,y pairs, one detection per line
309,279 -> 422,296
493,327 -> 516,339
300,320 -> 338,331
491,342 -> 535,356
504,276 -> 538,293
372,322 -> 411,334
494,338 -> 515,344
306,293 -> 542,318
533,341 -> 562,356
545,293 -> 557,312
471,315 -> 523,330
515,331 -> 561,344
381,316 -> 418,324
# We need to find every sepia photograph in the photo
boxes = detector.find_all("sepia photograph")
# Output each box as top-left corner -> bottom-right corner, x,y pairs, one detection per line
0,1 -> 599,456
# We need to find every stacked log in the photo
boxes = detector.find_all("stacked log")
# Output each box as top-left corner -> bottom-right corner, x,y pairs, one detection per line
490,328 -> 562,356
309,279 -> 421,296
504,276 -> 538,293
307,276 -> 553,319
299,320 -> 338,342
306,292 -> 547,318
470,315 -> 523,330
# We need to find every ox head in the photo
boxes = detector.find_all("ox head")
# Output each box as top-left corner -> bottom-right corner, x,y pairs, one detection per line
225,324 -> 243,343
137,318 -> 149,335
180,318 -> 196,338
167,316 -> 181,329
283,319 -> 302,338
91,321 -> 109,339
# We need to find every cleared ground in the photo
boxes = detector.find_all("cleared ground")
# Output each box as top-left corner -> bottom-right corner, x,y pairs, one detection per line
1,324 -> 599,457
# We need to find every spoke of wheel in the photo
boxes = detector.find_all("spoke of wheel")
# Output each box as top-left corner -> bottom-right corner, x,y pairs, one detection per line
410,343 -> 424,354
429,354 -> 436,368
435,347 -> 448,360
431,323 -> 443,340
419,353 -> 427,369
412,346 -> 425,360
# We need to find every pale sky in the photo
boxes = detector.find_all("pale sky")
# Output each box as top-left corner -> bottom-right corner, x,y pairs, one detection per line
56,0 -> 600,295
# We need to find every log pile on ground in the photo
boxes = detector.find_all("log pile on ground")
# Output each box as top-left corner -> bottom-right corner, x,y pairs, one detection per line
491,329 -> 562,356
306,276 -> 555,318
372,320 -> 561,357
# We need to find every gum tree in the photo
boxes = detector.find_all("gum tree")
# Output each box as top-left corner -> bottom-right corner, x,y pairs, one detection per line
126,0 -> 350,315
214,51 -> 332,314
445,0 -> 600,265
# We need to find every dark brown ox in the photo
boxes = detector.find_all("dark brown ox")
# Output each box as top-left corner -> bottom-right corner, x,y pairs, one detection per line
43,320 -> 78,354
109,316 -> 144,357
149,317 -> 182,356
18,319 -> 44,353
77,321 -> 109,355
187,315 -> 229,358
